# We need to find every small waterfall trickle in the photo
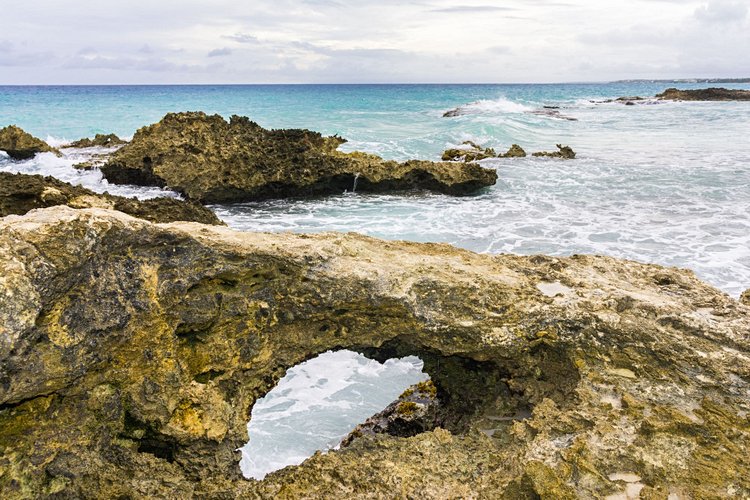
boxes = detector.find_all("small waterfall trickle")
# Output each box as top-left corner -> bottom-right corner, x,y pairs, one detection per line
352,172 -> 360,194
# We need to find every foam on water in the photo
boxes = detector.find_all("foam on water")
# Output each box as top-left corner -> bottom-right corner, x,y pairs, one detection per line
239,350 -> 427,480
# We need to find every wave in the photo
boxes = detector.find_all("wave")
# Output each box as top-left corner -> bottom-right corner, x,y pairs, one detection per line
444,97 -> 534,117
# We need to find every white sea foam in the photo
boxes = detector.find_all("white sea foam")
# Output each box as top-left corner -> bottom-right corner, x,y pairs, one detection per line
239,350 -> 427,480
446,97 -> 534,116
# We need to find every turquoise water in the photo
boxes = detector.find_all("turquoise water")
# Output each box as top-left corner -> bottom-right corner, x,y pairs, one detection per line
1,83 -> 749,296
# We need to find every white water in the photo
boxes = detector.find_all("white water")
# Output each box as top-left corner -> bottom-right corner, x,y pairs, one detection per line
239,350 -> 427,480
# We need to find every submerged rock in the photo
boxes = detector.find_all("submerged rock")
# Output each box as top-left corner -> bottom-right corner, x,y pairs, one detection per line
0,172 -> 223,225
65,133 -> 127,148
0,207 -> 748,498
656,87 -> 750,101
500,144 -> 527,158
532,144 -> 576,159
441,141 -> 496,162
101,112 -> 497,202
0,125 -> 61,160
527,109 -> 578,121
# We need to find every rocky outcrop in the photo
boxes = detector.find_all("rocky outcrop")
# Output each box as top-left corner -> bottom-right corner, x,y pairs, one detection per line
441,141 -> 496,162
101,112 -> 497,202
0,172 -> 223,225
64,133 -> 127,148
0,207 -> 748,498
0,125 -> 61,160
656,87 -> 750,101
741,289 -> 750,306
501,144 -> 526,158
532,144 -> 576,159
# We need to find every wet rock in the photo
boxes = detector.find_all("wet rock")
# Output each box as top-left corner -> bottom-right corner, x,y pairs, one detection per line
101,112 -> 497,202
0,207 -> 748,498
527,109 -> 578,121
0,172 -> 223,225
65,133 -> 127,148
441,141 -> 496,162
0,125 -> 61,160
500,144 -> 527,158
656,87 -> 750,101
443,107 -> 464,117
532,144 -> 576,159
341,380 -> 440,447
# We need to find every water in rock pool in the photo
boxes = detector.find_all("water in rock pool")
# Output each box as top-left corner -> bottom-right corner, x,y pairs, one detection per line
2,83 -> 749,476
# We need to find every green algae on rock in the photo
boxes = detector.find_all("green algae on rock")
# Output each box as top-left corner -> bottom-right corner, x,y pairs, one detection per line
0,206 -> 748,498
0,172 -> 223,225
0,125 -> 61,160
64,133 -> 127,148
101,112 -> 497,202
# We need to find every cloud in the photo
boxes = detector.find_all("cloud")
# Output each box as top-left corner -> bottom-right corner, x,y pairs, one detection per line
430,6 -> 517,13
694,0 -> 749,23
208,47 -> 232,57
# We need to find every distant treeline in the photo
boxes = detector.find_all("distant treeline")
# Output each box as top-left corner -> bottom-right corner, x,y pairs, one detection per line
614,78 -> 750,84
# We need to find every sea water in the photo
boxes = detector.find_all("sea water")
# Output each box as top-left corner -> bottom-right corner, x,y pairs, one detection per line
1,83 -> 749,477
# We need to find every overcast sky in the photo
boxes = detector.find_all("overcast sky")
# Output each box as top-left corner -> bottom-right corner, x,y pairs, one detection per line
1,0 -> 748,84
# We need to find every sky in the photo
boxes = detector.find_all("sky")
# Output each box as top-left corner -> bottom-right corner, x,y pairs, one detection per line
0,0 -> 748,84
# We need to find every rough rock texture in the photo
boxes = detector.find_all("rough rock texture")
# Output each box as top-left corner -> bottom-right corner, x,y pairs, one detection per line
656,87 -> 750,101
0,172 -> 223,225
0,125 -> 61,160
741,289 -> 750,306
65,133 -> 127,148
0,207 -> 748,499
501,144 -> 527,158
532,144 -> 577,159
441,141 -> 496,162
340,380 -> 440,447
101,112 -> 497,202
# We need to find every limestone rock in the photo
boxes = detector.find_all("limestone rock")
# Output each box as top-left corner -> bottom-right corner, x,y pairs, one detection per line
741,289 -> 750,306
501,144 -> 527,158
0,207 -> 748,498
0,172 -> 223,225
656,87 -> 750,101
65,133 -> 127,148
101,112 -> 497,202
441,141 -> 496,162
0,125 -> 61,160
532,144 -> 576,159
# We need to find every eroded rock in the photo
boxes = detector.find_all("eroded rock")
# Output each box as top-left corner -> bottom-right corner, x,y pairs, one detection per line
0,172 -> 223,225
101,112 -> 497,202
532,144 -> 576,159
501,144 -> 527,158
741,289 -> 750,306
441,141 -> 496,162
0,208 -> 748,498
65,133 -> 127,148
656,87 -> 750,101
0,125 -> 61,160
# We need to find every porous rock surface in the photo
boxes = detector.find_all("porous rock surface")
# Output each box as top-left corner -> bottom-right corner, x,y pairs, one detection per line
0,125 -> 61,160
656,87 -> 750,101
64,133 -> 127,148
0,172 -> 223,225
0,207 -> 749,498
101,112 -> 497,202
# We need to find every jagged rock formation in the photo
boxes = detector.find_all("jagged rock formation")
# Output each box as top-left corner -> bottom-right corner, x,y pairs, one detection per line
0,207 -> 748,498
441,141 -> 496,162
0,125 -> 61,160
741,289 -> 750,306
532,144 -> 576,159
656,87 -> 750,101
0,172 -> 223,225
101,112 -> 497,202
64,133 -> 127,148
501,144 -> 527,158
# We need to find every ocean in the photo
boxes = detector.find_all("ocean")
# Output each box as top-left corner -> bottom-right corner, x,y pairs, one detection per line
2,83 -> 749,478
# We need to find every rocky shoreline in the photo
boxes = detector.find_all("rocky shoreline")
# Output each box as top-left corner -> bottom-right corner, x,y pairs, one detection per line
0,206 -> 748,498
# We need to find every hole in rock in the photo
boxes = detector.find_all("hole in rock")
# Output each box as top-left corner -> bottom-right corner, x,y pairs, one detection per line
240,350 -> 428,480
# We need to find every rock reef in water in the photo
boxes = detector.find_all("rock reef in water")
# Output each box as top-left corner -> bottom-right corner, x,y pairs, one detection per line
441,141 -> 496,162
0,172 -> 223,225
527,109 -> 578,121
532,144 -> 576,159
64,133 -> 127,148
656,87 -> 750,101
101,112 -> 497,202
0,125 -> 61,160
1,207 -> 748,498
501,144 -> 527,158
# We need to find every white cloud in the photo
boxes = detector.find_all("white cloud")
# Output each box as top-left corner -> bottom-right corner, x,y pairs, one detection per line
0,0 -> 747,83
